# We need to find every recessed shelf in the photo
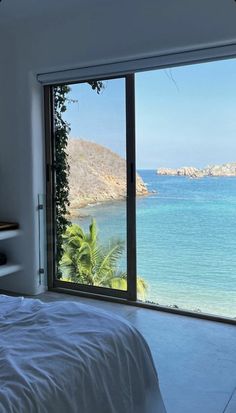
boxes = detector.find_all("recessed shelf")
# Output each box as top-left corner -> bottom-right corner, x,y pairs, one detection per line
0,230 -> 21,241
0,263 -> 22,278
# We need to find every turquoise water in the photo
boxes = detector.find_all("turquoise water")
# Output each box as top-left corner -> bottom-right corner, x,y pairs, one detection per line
74,172 -> 236,318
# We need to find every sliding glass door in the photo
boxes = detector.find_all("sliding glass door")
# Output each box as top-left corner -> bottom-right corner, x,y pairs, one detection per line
45,59 -> 236,320
45,75 -> 136,299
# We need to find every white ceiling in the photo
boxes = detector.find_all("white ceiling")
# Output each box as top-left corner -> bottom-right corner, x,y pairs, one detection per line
1,0 -> 236,56
0,0 -> 111,21
1,0 -> 236,24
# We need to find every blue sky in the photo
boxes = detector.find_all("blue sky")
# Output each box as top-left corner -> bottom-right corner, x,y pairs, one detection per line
64,58 -> 236,169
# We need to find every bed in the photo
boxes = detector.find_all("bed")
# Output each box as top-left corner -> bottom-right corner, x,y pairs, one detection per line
0,294 -> 166,413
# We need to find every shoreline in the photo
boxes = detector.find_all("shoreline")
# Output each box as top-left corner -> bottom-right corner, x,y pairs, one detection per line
143,299 -> 235,319
68,192 -> 152,218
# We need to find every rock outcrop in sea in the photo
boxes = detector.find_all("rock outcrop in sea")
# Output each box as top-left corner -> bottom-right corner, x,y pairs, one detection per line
157,163 -> 236,178
68,139 -> 148,211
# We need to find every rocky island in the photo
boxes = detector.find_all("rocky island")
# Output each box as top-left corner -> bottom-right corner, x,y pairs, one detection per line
68,139 -> 148,212
157,163 -> 236,178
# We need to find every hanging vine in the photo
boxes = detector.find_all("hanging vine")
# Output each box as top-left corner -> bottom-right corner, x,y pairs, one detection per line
54,81 -> 104,278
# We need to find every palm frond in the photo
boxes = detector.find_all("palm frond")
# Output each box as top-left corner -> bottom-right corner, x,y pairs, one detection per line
60,220 -> 148,294
97,239 -> 125,274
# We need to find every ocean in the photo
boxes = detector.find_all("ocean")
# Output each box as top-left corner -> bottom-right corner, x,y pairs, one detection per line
73,171 -> 236,318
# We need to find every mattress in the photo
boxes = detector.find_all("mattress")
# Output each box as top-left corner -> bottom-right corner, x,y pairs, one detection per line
0,295 -> 166,413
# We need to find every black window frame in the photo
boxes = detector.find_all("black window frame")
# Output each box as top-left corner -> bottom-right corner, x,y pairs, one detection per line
43,62 -> 236,326
44,74 -> 137,301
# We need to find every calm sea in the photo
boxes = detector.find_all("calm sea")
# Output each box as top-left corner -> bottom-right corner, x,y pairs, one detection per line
74,171 -> 236,318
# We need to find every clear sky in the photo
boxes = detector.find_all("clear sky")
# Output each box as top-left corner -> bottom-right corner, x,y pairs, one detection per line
64,58 -> 236,169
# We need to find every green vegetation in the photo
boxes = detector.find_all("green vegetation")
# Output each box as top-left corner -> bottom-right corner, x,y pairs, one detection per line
60,220 -> 147,298
54,85 -> 71,276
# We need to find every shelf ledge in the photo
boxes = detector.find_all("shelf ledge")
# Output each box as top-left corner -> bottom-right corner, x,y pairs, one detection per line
0,264 -> 22,278
0,230 -> 21,241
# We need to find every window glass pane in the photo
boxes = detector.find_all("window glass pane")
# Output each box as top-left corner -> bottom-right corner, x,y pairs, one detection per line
136,60 -> 236,318
54,78 -> 127,291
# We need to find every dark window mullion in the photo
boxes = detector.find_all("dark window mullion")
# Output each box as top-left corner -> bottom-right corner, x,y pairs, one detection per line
126,74 -> 137,301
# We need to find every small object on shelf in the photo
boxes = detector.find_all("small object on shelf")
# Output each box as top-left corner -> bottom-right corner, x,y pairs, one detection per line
0,253 -> 7,266
0,222 -> 19,231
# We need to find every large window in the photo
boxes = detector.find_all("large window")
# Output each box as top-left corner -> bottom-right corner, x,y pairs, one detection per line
45,58 -> 236,320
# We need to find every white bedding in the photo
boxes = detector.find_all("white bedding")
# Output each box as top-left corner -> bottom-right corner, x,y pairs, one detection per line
0,295 -> 166,413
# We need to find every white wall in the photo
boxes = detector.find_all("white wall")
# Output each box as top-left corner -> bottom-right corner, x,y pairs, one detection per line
0,29 -> 45,294
1,0 -> 236,294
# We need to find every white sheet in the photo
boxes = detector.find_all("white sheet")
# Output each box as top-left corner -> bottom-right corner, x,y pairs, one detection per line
0,295 -> 166,413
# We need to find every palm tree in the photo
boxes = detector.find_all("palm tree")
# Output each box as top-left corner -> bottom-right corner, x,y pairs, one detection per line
60,220 -> 147,298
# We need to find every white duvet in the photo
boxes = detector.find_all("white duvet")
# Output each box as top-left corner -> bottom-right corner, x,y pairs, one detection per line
0,295 -> 166,413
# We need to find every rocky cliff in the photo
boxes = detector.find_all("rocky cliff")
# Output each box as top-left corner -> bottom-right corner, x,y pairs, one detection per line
157,163 -> 236,178
68,139 -> 148,211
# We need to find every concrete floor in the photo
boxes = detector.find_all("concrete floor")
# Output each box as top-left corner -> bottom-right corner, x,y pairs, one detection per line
37,292 -> 236,413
